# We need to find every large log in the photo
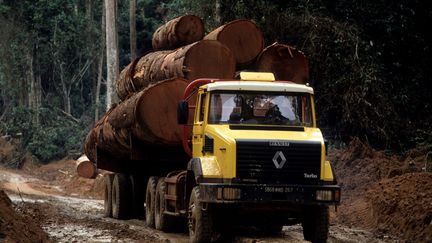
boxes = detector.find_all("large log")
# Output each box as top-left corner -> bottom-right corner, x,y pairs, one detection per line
85,78 -> 188,165
76,154 -> 97,179
152,15 -> 205,50
204,19 -> 264,66
116,40 -> 235,100
256,43 -> 309,84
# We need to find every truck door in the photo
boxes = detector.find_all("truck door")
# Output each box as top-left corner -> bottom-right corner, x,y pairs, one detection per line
192,92 -> 207,157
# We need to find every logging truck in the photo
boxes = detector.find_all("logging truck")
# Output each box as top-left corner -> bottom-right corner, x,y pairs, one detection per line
99,72 -> 340,243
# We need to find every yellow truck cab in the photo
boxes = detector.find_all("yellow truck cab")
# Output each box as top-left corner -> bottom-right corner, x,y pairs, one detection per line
152,72 -> 340,243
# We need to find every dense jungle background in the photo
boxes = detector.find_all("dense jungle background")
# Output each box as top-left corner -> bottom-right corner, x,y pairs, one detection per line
1,0 -> 431,163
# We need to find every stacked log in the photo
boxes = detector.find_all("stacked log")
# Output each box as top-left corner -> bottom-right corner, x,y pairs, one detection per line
84,16 -> 311,174
152,15 -> 205,50
256,43 -> 309,84
116,40 -> 235,100
85,78 -> 188,166
204,19 -> 264,66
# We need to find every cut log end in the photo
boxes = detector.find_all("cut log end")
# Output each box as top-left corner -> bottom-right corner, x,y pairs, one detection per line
76,155 -> 97,179
183,40 -> 236,81
256,43 -> 309,84
135,78 -> 189,144
176,15 -> 205,45
152,15 -> 204,50
205,19 -> 264,65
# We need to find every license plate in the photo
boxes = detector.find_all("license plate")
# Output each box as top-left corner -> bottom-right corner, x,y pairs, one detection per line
264,187 -> 294,193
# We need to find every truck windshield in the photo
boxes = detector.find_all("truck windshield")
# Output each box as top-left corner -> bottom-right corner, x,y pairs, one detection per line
208,92 -> 313,126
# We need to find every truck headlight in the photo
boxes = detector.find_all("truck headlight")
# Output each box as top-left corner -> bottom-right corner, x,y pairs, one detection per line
316,190 -> 333,201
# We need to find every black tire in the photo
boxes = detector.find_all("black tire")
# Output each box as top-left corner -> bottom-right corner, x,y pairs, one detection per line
112,173 -> 132,219
155,178 -> 175,231
302,205 -> 329,243
145,176 -> 158,228
103,174 -> 115,217
130,175 -> 145,219
188,186 -> 212,243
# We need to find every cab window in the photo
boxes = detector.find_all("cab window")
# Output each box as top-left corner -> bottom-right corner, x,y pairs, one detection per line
198,93 -> 206,122
208,92 -> 313,126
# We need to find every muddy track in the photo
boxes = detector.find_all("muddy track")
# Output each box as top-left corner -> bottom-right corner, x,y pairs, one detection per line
0,167 -> 398,242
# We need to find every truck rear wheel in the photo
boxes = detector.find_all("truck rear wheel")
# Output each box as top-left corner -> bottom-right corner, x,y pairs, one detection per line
188,186 -> 212,243
155,178 -> 174,231
302,205 -> 329,243
145,176 -> 158,228
112,173 -> 132,219
103,174 -> 115,217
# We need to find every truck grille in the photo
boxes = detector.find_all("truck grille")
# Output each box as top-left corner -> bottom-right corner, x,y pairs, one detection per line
236,140 -> 321,185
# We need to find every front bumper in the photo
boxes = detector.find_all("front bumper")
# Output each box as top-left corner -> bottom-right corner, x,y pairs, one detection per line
199,183 -> 341,205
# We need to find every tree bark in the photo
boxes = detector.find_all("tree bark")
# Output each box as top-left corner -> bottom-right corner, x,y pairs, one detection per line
116,40 -> 235,100
129,0 -> 137,60
27,50 -> 41,124
86,0 -> 95,103
95,51 -> 104,123
152,15 -> 204,50
84,78 -> 188,164
204,19 -> 264,66
95,1 -> 106,123
105,0 -> 119,110
58,63 -> 72,114
215,0 -> 222,25
255,43 -> 309,84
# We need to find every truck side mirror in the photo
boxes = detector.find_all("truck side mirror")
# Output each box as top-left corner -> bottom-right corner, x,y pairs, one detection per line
177,100 -> 189,124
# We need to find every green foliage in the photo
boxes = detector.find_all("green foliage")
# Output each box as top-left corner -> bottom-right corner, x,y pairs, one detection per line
1,0 -> 431,158
1,107 -> 84,163
0,107 -> 34,145
161,0 -> 431,150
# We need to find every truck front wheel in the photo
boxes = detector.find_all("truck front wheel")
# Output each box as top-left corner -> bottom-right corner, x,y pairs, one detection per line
103,174 -> 115,217
145,176 -> 158,228
302,205 -> 329,243
188,186 -> 212,243
112,173 -> 132,219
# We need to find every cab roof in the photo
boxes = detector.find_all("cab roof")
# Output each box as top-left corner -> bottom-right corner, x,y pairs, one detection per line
204,81 -> 314,94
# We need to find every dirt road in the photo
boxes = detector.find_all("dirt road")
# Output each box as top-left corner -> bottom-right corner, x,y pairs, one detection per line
0,167 -> 398,243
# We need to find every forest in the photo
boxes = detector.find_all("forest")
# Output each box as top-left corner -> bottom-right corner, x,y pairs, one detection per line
0,0 -> 431,163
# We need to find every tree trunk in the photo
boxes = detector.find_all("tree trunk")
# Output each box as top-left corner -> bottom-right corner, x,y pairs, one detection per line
85,0 -> 93,25
129,0 -> 137,60
255,43 -> 309,84
95,52 -> 104,123
19,75 -> 27,107
84,78 -> 188,165
27,50 -> 41,124
204,19 -> 264,66
58,64 -> 72,114
116,40 -> 235,100
105,0 -> 119,110
86,0 -> 95,103
34,74 -> 42,124
152,15 -> 204,50
215,0 -> 222,25
95,1 -> 106,123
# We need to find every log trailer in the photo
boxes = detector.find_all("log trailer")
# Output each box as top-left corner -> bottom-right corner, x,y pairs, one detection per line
102,72 -> 340,243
